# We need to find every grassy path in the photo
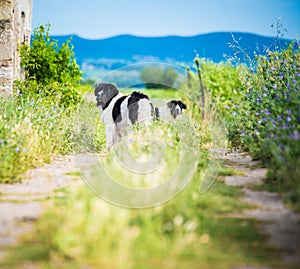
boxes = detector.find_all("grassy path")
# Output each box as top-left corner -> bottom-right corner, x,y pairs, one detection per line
0,150 -> 299,268
0,155 -> 78,262
220,151 -> 300,267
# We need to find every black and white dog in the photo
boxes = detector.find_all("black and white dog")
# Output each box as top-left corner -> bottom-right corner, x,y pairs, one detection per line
155,100 -> 187,121
95,83 -> 154,148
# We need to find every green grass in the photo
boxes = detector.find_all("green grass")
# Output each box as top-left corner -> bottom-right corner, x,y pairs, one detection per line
0,177 -> 286,269
218,166 -> 245,176
122,88 -> 185,99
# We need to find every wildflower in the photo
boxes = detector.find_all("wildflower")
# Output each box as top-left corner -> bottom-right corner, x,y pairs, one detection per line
23,148 -> 27,153
292,130 -> 299,140
262,117 -> 267,121
224,105 -> 230,109
174,215 -> 184,226
286,116 -> 291,122
265,109 -> 270,115
273,84 -> 277,89
241,130 -> 245,137
286,109 -> 291,115
232,112 -> 237,116
184,220 -> 197,232
15,147 -> 20,152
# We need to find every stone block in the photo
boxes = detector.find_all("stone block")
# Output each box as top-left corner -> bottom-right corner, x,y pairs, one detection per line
0,1 -> 13,21
0,43 -> 12,61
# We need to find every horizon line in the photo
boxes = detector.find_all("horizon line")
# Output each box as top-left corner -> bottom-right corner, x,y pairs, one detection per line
47,31 -> 294,41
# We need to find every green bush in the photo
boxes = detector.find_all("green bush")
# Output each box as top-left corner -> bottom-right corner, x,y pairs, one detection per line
0,24 -> 86,182
226,44 -> 300,204
20,24 -> 81,85
186,60 -> 246,115
0,94 -> 76,182
19,24 -> 82,107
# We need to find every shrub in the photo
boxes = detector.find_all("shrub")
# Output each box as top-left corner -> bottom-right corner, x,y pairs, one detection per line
226,43 -> 300,204
20,24 -> 81,85
0,94 -> 76,182
19,24 -> 82,107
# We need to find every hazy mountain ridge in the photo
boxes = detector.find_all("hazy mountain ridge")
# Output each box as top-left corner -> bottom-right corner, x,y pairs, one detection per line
52,32 -> 292,62
49,32 -> 293,80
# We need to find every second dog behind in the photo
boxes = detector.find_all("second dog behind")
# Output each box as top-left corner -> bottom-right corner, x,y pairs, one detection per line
155,100 -> 187,121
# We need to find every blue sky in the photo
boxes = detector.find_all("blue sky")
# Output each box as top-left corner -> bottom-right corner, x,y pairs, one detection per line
32,0 -> 300,39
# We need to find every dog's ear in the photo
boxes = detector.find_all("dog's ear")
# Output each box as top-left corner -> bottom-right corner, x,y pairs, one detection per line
178,101 -> 187,109
167,100 -> 176,108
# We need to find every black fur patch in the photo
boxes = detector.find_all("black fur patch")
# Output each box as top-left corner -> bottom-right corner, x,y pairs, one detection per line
127,96 -> 139,124
127,91 -> 151,124
131,91 -> 150,100
112,96 -> 127,123
178,101 -> 187,109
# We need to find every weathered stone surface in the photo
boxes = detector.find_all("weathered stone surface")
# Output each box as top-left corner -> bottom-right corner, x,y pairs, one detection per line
0,43 -> 12,60
0,0 -> 32,96
0,1 -> 13,21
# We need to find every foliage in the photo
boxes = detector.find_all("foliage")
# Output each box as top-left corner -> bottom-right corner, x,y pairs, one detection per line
0,24 -> 88,182
140,66 -> 179,89
20,24 -> 81,85
226,43 -> 300,204
19,24 -> 82,107
186,59 -> 246,115
0,93 -> 78,182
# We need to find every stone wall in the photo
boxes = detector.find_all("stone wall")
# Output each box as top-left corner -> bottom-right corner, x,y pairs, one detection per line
0,0 -> 33,96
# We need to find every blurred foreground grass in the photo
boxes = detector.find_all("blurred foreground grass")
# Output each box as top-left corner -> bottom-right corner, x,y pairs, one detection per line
1,166 -> 286,269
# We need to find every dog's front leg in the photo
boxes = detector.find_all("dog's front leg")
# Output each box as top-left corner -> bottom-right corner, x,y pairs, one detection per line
106,124 -> 116,149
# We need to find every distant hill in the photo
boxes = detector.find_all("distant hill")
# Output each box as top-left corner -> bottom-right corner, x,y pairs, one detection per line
50,32 -> 293,80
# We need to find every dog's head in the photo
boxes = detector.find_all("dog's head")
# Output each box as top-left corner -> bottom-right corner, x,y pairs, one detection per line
167,100 -> 187,118
94,83 -> 119,110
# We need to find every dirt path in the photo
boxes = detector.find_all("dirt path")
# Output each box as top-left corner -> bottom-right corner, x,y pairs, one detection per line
218,150 -> 300,267
0,155 -> 80,261
1,150 -> 300,268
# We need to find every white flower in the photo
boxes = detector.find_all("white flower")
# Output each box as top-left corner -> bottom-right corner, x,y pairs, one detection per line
173,215 -> 183,226
184,220 -> 197,232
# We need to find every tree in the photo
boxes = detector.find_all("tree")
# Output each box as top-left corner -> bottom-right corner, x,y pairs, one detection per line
140,67 -> 179,89
162,68 -> 179,88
